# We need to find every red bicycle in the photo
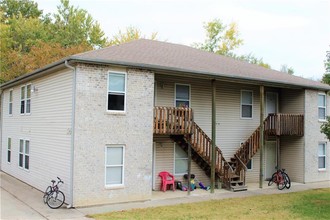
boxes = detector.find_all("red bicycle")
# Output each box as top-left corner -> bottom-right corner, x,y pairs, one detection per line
268,168 -> 291,190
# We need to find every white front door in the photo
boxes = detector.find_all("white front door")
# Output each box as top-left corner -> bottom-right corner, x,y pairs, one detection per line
265,141 -> 277,180
266,92 -> 278,116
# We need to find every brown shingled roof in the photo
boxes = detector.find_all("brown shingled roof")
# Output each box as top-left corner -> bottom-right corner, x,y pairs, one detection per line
73,39 -> 329,90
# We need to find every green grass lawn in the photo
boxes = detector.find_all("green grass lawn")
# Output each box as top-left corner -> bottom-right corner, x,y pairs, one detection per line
90,188 -> 330,220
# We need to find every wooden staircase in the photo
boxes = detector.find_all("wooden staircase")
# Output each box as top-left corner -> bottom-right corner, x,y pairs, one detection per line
153,107 -> 304,192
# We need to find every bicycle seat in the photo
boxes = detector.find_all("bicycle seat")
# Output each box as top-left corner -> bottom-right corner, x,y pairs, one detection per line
51,180 -> 56,184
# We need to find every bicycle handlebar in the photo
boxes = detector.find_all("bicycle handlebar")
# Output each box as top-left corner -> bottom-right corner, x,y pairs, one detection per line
57,177 -> 64,184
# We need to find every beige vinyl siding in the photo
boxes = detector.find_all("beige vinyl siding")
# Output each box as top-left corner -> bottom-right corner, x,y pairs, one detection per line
155,74 -> 261,182
154,141 -> 210,191
1,69 -> 73,203
279,88 -> 305,183
280,136 -> 304,183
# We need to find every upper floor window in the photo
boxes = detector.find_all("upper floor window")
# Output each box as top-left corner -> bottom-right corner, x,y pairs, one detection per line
19,139 -> 30,170
107,72 -> 126,112
105,145 -> 124,187
318,143 -> 326,170
175,84 -> 190,107
20,85 -> 31,114
241,90 -> 253,119
174,144 -> 188,175
7,138 -> 11,163
9,90 -> 13,115
318,94 -> 326,121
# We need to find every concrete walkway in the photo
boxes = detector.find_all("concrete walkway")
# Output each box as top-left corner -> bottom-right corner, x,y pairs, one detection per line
1,171 -> 329,219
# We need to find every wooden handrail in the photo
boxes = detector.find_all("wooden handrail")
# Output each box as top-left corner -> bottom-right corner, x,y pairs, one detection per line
153,107 -> 193,135
235,113 -> 304,176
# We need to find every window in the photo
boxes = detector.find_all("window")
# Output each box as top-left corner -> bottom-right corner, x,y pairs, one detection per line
9,90 -> 13,115
20,85 -> 31,114
175,84 -> 190,107
318,94 -> 326,121
19,139 -> 30,170
7,138 -> 11,163
105,146 -> 124,186
175,144 -> 188,174
247,159 -> 253,170
241,90 -> 253,118
318,143 -> 326,170
107,72 -> 126,111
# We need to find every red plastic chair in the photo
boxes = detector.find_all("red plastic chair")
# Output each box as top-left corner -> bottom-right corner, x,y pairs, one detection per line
159,171 -> 175,192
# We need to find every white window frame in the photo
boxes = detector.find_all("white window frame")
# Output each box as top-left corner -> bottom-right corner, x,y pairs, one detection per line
20,84 -> 31,115
7,138 -> 11,164
318,93 -> 326,121
318,142 -> 326,170
174,83 -> 191,108
19,139 -> 30,171
106,72 -> 127,113
174,144 -> 188,175
105,145 -> 125,188
9,89 -> 13,116
241,90 -> 253,119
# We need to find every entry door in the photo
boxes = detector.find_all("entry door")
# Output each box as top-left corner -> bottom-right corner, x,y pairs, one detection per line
266,92 -> 278,116
265,141 -> 277,180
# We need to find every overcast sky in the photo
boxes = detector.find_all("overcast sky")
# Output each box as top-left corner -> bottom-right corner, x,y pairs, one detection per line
35,0 -> 330,80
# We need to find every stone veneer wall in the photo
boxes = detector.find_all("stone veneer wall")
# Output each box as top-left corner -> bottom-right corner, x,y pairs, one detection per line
304,89 -> 330,183
73,64 -> 154,206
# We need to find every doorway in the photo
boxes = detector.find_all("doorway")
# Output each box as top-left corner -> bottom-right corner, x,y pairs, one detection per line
266,92 -> 278,116
265,141 -> 277,180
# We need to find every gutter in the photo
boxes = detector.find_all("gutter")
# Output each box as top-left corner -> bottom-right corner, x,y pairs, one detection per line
65,60 -> 76,208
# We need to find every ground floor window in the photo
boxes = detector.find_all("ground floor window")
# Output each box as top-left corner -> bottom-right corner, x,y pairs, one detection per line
7,138 -> 11,163
19,139 -> 30,170
318,143 -> 326,170
105,145 -> 124,186
174,144 -> 188,174
247,159 -> 253,170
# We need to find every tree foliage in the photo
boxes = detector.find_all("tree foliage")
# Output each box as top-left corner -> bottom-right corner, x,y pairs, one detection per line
320,116 -> 330,141
108,26 -> 157,46
194,18 -> 271,69
0,0 -> 106,83
193,19 -> 243,56
0,0 -> 42,22
280,64 -> 294,75
321,48 -> 330,85
51,0 -> 106,48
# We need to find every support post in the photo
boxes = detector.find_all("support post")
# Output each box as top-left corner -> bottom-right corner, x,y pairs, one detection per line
259,85 -> 265,188
211,79 -> 216,193
187,136 -> 192,196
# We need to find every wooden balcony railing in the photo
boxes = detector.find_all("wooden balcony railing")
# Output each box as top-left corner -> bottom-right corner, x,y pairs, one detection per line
265,113 -> 304,136
153,107 -> 193,135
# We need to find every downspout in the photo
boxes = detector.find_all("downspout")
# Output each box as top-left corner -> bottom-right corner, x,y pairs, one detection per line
65,60 -> 76,208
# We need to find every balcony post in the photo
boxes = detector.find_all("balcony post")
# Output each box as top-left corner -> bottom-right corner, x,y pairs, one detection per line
211,79 -> 216,193
259,85 -> 265,188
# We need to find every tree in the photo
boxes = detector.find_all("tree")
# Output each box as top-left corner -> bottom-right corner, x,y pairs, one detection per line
280,64 -> 294,75
1,42 -> 91,82
0,0 -> 107,83
0,0 -> 42,22
321,47 -> 330,85
193,19 -> 243,56
320,116 -> 330,140
194,18 -> 271,68
107,26 -> 158,46
51,0 -> 107,48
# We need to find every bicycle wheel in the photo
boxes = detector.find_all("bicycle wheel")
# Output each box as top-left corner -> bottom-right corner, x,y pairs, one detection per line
283,172 -> 291,189
268,173 -> 276,186
277,175 -> 286,190
43,186 -> 52,203
46,191 -> 65,209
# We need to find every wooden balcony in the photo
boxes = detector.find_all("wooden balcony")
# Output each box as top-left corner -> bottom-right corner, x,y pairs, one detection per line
153,107 -> 193,135
265,113 -> 304,136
